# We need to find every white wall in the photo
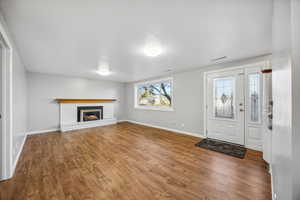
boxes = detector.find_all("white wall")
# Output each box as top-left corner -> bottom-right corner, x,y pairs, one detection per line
291,0 -> 300,199
12,44 -> 27,164
125,55 -> 270,137
272,0 -> 300,199
0,12 -> 27,171
27,72 -> 125,132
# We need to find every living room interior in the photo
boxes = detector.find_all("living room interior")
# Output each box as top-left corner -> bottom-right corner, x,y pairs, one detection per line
0,0 -> 299,200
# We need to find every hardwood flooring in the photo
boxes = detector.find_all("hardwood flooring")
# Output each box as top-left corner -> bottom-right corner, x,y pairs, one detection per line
0,122 -> 272,200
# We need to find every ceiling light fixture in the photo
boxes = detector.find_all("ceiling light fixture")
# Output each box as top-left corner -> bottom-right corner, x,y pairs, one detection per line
143,44 -> 163,57
97,62 -> 111,76
143,36 -> 164,57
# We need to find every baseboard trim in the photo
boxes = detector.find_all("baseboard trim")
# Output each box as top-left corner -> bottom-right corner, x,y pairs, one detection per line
12,134 -> 27,175
27,128 -> 60,135
270,164 -> 275,200
124,120 -> 205,139
117,119 -> 128,123
245,144 -> 262,151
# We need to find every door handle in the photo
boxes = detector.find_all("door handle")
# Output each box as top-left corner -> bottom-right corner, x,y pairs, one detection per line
240,109 -> 244,112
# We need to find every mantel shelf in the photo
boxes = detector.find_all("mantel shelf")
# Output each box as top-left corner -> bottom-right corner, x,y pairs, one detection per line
56,99 -> 116,104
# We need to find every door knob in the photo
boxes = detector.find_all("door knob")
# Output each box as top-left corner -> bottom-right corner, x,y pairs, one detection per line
240,109 -> 244,112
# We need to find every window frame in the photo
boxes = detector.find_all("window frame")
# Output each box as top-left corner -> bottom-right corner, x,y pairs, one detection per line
134,77 -> 174,111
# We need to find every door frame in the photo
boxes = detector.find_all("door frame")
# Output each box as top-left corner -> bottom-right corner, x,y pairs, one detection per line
203,61 -> 269,145
0,21 -> 13,180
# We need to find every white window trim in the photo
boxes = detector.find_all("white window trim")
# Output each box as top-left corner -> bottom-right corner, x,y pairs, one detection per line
134,77 -> 174,111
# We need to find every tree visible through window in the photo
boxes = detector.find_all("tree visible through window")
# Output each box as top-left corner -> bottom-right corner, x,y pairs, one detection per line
135,78 -> 173,110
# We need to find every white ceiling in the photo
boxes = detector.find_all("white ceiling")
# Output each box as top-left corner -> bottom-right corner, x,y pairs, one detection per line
0,0 -> 272,82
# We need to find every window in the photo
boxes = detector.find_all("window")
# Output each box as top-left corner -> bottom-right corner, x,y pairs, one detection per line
248,73 -> 261,123
213,77 -> 235,119
135,78 -> 173,111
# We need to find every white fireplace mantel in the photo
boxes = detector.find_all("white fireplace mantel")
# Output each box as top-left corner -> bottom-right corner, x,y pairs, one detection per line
58,100 -> 117,132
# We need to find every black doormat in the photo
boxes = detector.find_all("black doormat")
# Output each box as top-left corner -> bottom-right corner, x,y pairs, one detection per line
195,138 -> 246,159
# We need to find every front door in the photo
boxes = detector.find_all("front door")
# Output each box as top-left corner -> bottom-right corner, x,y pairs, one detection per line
206,69 -> 245,145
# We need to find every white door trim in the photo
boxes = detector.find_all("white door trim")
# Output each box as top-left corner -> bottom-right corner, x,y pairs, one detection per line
203,61 -> 269,149
0,21 -> 13,180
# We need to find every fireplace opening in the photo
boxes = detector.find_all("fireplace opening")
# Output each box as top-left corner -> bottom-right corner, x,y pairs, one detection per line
77,106 -> 103,122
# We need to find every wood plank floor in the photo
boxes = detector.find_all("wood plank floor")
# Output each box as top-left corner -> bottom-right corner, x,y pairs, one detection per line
0,122 -> 272,200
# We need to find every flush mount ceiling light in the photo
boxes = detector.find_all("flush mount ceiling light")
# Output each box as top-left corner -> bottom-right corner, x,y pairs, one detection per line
143,43 -> 163,57
143,36 -> 164,57
96,62 -> 111,76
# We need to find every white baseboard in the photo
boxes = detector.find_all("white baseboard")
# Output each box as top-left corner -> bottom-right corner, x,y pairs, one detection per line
117,119 -> 128,123
245,144 -> 262,151
27,128 -> 59,135
12,134 -> 27,175
124,120 -> 205,139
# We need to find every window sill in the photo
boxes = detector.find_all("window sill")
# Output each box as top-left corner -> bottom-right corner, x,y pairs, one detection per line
134,106 -> 174,112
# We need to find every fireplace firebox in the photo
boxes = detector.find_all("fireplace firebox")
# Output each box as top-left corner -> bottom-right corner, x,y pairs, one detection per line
77,106 -> 103,122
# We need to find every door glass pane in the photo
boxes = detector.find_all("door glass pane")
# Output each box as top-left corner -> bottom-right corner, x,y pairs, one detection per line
213,77 -> 235,119
249,73 -> 260,122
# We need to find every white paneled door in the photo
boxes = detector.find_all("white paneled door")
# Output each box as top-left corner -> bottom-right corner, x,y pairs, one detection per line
206,66 -> 263,149
206,69 -> 245,145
